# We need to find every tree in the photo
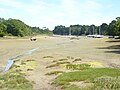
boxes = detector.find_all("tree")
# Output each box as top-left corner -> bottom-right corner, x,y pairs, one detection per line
0,22 -> 7,37
0,17 -> 52,37
82,25 -> 89,35
89,25 -> 97,35
0,18 -> 5,22
100,23 -> 108,35
115,17 -> 120,36
53,25 -> 68,35
3,19 -> 31,37
108,20 -> 118,36
70,25 -> 82,35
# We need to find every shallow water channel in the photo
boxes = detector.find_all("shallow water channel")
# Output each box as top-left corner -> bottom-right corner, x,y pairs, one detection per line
4,47 -> 39,72
3,40 -> 71,72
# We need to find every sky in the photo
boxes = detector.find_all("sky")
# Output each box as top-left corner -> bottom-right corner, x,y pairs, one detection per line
0,0 -> 120,30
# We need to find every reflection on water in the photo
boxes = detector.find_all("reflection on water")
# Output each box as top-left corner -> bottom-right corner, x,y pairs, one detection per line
3,47 -> 39,72
3,41 -> 70,72
4,60 -> 14,72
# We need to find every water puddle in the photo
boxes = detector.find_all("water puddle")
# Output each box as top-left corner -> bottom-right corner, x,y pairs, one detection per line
3,47 -> 39,72
3,41 -> 70,72
4,60 -> 14,72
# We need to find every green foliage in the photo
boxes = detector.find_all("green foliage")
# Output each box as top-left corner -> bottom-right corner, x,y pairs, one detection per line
46,63 -> 59,68
43,56 -> 54,58
53,25 -> 69,35
58,59 -> 68,61
53,68 -> 120,86
53,68 -> 120,90
53,25 -> 88,35
0,32 -> 5,37
70,25 -> 83,35
56,61 -> 70,65
3,19 -> 31,37
46,58 -> 70,69
0,71 -> 33,90
79,76 -> 120,90
67,56 -> 74,59
45,71 -> 64,75
116,17 -> 120,36
108,20 -> 117,36
1,17 -> 120,37
0,22 -> 7,37
100,23 -> 109,35
93,76 -> 120,90
64,84 -> 80,90
0,59 -> 37,90
46,61 -> 70,68
53,24 -> 100,36
66,64 -> 91,70
53,17 -> 120,36
31,27 -> 53,35
0,17 -> 52,37
72,58 -> 82,62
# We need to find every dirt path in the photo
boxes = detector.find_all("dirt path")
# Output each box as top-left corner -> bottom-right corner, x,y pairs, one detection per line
0,36 -> 120,89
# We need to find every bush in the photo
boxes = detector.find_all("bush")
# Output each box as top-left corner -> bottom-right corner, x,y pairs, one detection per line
0,32 -> 5,37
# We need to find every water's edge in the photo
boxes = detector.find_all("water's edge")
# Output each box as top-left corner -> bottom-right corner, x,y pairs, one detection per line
3,41 -> 70,72
3,47 -> 39,72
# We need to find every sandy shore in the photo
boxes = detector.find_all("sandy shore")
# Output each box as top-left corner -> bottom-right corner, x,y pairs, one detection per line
0,36 -> 120,89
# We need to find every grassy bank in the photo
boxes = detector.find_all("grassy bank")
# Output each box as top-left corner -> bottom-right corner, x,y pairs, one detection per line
0,59 -> 37,90
53,68 -> 120,90
0,71 -> 33,90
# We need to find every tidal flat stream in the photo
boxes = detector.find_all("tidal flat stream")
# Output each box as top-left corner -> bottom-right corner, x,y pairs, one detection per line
4,47 -> 39,72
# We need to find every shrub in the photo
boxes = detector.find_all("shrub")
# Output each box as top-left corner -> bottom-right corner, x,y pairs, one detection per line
0,32 -> 5,37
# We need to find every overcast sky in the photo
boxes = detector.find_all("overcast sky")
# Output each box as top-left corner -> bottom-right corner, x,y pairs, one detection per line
0,0 -> 120,30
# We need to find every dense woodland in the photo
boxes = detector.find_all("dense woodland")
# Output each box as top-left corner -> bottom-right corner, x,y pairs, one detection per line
0,17 -> 120,37
0,18 -> 52,37
53,17 -> 120,37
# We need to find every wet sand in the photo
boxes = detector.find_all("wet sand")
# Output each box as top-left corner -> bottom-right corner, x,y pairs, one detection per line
0,36 -> 120,89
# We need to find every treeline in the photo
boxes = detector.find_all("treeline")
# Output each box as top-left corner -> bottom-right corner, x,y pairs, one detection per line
53,17 -> 120,36
0,18 -> 52,37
